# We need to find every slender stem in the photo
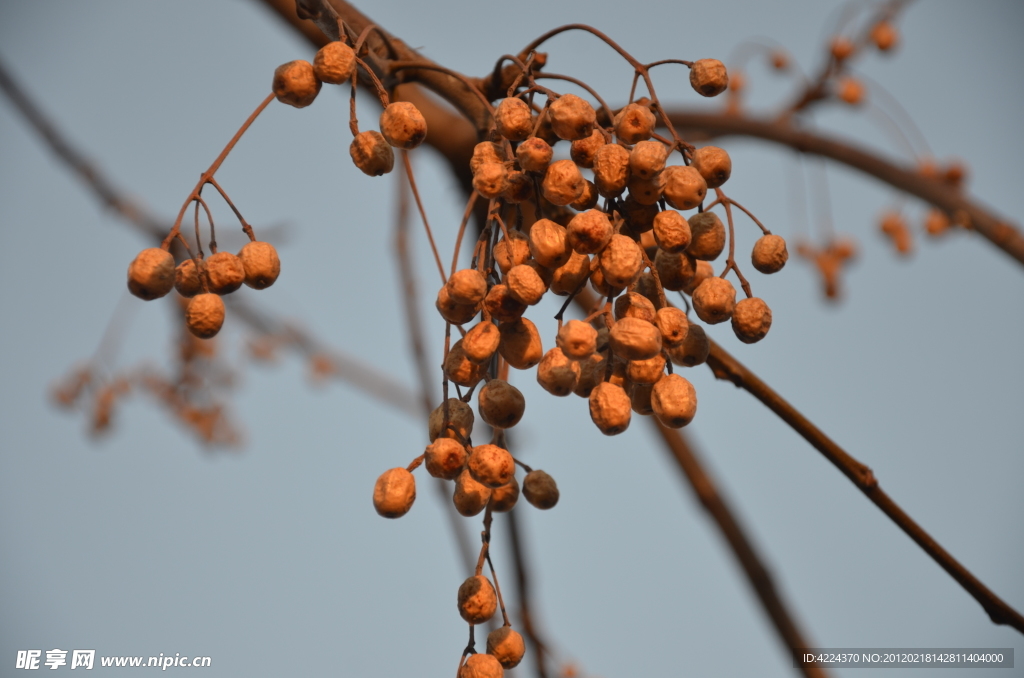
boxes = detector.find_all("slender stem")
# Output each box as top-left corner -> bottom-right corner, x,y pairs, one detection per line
401,152 -> 447,284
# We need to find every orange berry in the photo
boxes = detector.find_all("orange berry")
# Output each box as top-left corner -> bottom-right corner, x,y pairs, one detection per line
548,93 -> 597,141
477,379 -> 526,429
238,241 -> 280,289
313,42 -> 355,84
731,297 -> 772,343
272,60 -> 320,108
522,469 -> 560,509
651,374 -> 697,428
425,438 -> 468,480
690,146 -> 731,189
453,469 -> 492,517
349,130 -> 394,176
185,293 -> 225,339
751,234 -> 788,273
690,59 -> 729,97
495,97 -> 533,141
457,575 -> 497,624
589,382 -> 631,435
487,627 -> 526,669
468,443 -> 515,488
127,248 -> 175,300
686,212 -> 726,261
692,277 -> 736,324
661,165 -> 707,210
372,467 -> 416,518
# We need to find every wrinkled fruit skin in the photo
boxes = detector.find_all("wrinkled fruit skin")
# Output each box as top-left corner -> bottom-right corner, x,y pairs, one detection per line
127,248 -> 175,300
458,575 -> 497,624
372,467 -> 416,518
522,470 -> 559,509
238,241 -> 281,289
272,60 -> 321,108
487,627 -> 526,669
185,293 -> 225,339
459,653 -> 504,678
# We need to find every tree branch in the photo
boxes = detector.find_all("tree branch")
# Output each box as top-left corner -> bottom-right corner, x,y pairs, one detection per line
705,338 -> 1024,633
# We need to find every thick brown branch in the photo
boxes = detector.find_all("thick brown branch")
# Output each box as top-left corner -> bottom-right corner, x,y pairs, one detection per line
705,339 -> 1024,633
664,110 -> 1024,267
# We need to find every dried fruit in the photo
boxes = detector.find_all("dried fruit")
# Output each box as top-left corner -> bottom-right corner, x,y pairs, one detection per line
599,234 -> 644,288
549,251 -> 591,295
457,574 -> 497,624
620,195 -> 659,233
372,467 -> 416,518
313,41 -> 356,84
478,379 -> 526,429
593,143 -> 631,198
506,264 -> 547,305
548,94 -> 597,140
428,398 -> 474,442
614,102 -> 657,144
629,140 -> 668,181
669,322 -> 709,367
690,146 -> 731,189
488,476 -> 520,513
556,320 -> 598,360
661,165 -> 707,210
655,307 -> 689,346
469,443 -> 515,488
627,354 -> 666,384
570,129 -> 605,168
687,212 -> 726,261
654,248 -> 697,291
589,381 -> 631,435
272,60 -> 320,108
567,209 -> 613,254
350,130 -> 394,176
464,321 -> 501,364
472,141 -> 506,173
174,258 -> 202,298
453,469 -> 492,516
238,241 -> 280,289
570,180 -> 600,211
870,21 -> 899,52
495,97 -> 533,141
484,284 -> 527,323
447,268 -> 488,306
487,627 -> 526,669
503,171 -> 534,203
751,234 -> 789,273
691,277 -> 736,324
445,340 -> 488,387
516,137 -> 552,173
690,59 -> 729,97
473,162 -> 509,199
609,317 -> 662,360
437,285 -> 480,325
498,318 -> 543,369
460,654 -> 503,678
630,381 -> 654,414
127,248 -> 175,300
651,374 -> 697,428
682,259 -> 714,295
425,438 -> 468,480
522,470 -> 559,509
614,291 -> 656,324
652,210 -> 691,253
537,347 -> 580,396
527,219 -> 571,269
493,232 -> 531,274
573,353 -> 606,398
203,251 -> 245,295
185,293 -> 225,339
627,175 -> 663,206
732,297 -> 772,343
542,159 -> 585,206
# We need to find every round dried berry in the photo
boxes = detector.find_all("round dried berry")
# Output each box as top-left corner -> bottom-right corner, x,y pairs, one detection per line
527,219 -> 570,269
506,264 -> 547,306
629,140 -> 668,181
614,292 -> 657,323
460,653 -> 504,678
830,37 -> 855,61
661,165 -> 707,210
349,130 -> 394,176
469,443 -> 515,488
272,60 -> 320,108
655,307 -> 689,347
691,277 -> 736,324
205,252 -> 246,295
687,212 -> 726,261
128,248 -> 175,300
599,234 -> 644,289
588,266 -> 624,298
690,146 -> 731,189
523,469 -> 559,509
493,232 -> 531,274
570,128 -> 605,168
428,398 -> 474,442
567,209 -> 613,254
448,268 -> 488,306
627,353 -> 666,384
379,101 -> 427,149
516,137 -> 552,174
472,141 -> 506,174
496,97 -> 533,141
653,210 -> 691,253
682,259 -> 714,295
425,438 -> 468,480
542,159 -> 585,206
609,317 -> 662,361
668,322 -> 709,367
627,175 -> 663,206
537,347 -> 580,396
473,162 -> 509,199
487,627 -> 526,669
313,41 -> 355,84
593,143 -> 631,198
550,251 -> 591,296
488,476 -> 520,513
589,381 -> 631,435
503,171 -> 534,204
654,249 -> 697,291
837,77 -> 864,105
174,258 -> 203,298
185,293 -> 225,339
478,379 -> 525,429
690,59 -> 729,97
751,234 -> 789,273
445,340 -> 488,387
372,467 -> 416,518
458,575 -> 497,624
621,195 -> 659,233
238,241 -> 280,289
464,321 -> 500,364
453,469 -> 492,517
484,284 -> 527,323
573,353 -> 606,398
570,180 -> 600,211
651,374 -> 697,428
614,102 -> 657,144
626,382 -> 651,416
498,318 -> 543,369
437,285 -> 480,325
557,320 -> 597,360
731,297 -> 772,343
870,21 -> 898,52
548,94 -> 597,141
